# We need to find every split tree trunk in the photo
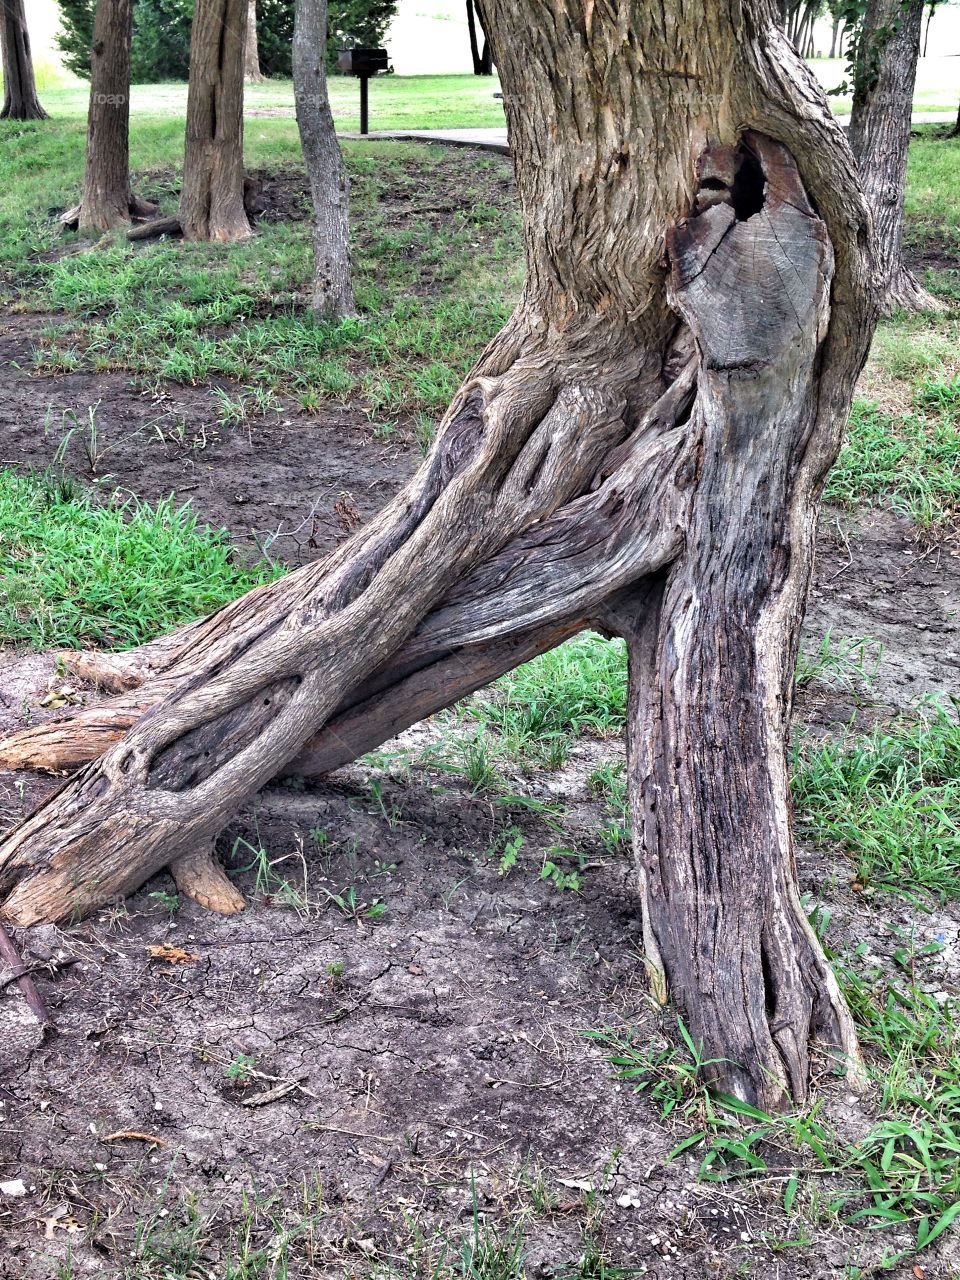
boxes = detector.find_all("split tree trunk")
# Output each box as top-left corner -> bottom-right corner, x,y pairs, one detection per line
0,0 -> 47,121
245,0 -> 264,83
466,0 -> 494,76
848,0 -> 943,311
0,0 -> 879,1108
180,0 -> 252,241
293,0 -> 356,320
68,0 -> 157,233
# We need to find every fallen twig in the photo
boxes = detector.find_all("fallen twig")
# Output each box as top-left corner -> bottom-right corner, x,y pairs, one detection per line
239,1075 -> 308,1108
0,923 -> 53,1029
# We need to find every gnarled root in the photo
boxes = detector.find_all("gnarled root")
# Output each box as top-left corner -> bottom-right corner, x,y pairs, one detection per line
169,846 -> 246,914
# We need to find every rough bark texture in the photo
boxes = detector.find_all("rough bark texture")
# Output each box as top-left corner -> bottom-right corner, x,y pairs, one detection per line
848,0 -> 943,312
466,0 -> 494,76
73,0 -> 157,233
293,0 -> 356,319
180,0 -> 252,241
244,0 -> 264,82
0,0 -> 47,121
0,0 -> 880,1107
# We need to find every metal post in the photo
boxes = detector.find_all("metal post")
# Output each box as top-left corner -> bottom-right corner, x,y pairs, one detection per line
360,73 -> 369,135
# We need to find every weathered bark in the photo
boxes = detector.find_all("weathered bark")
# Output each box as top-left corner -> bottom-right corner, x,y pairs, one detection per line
848,0 -> 944,312
0,0 -> 879,1107
67,0 -> 157,233
179,0 -> 251,241
293,0 -> 356,320
466,0 -> 494,76
244,0 -> 264,82
0,0 -> 47,121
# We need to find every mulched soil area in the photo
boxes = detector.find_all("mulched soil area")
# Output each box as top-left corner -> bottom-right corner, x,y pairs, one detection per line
1,308 -> 959,1277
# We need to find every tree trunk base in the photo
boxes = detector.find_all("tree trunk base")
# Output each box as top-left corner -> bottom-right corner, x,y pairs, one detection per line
886,267 -> 947,315
60,194 -> 159,234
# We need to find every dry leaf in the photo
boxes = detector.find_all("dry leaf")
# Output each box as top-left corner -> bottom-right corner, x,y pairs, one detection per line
42,1204 -> 83,1239
146,943 -> 198,964
40,686 -> 79,709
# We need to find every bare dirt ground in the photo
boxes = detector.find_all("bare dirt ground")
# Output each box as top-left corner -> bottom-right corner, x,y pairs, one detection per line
1,322 -> 960,1278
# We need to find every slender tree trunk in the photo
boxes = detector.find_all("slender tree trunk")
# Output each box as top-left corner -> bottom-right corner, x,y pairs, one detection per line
849,0 -> 942,311
951,101 -> 960,138
293,0 -> 355,320
922,2 -> 936,58
475,0 -> 494,75
0,0 -> 878,1109
180,0 -> 251,241
69,0 -> 157,233
466,0 -> 494,76
245,0 -> 264,82
829,15 -> 840,58
0,0 -> 47,121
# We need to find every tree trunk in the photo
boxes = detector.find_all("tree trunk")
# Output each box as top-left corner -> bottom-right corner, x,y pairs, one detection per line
0,0 -> 878,1109
848,0 -> 943,311
922,2 -> 935,58
70,0 -> 157,233
179,0 -> 251,241
0,0 -> 47,121
245,0 -> 264,83
952,101 -> 960,138
466,0 -> 494,76
293,0 -> 356,320
476,0 -> 494,75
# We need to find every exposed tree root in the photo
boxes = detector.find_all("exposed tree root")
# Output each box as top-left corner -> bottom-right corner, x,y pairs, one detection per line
169,847 -> 246,914
59,195 -> 159,234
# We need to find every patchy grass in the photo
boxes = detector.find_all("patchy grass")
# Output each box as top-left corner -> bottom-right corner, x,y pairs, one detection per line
592,921 -> 960,1264
0,469 -> 278,649
0,124 -> 520,415
826,396 -> 960,527
792,699 -> 960,902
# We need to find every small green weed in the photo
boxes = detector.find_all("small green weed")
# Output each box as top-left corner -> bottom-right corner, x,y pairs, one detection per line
225,1053 -> 258,1086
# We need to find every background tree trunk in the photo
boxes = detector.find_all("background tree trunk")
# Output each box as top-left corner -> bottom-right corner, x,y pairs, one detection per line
74,0 -> 157,232
848,0 -> 942,311
0,0 -> 879,1107
293,0 -> 355,320
0,0 -> 47,121
245,0 -> 264,83
466,0 -> 494,76
179,0 -> 251,241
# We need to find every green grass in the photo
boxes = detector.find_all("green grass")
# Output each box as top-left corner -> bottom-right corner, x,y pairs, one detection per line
792,699 -> 960,901
0,117 -> 520,415
826,395 -> 960,526
0,469 -> 278,648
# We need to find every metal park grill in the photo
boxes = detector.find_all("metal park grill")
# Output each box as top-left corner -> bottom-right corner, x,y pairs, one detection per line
337,47 -> 389,136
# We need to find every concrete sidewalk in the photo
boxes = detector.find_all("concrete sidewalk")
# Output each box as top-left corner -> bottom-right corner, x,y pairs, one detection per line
359,112 -> 957,156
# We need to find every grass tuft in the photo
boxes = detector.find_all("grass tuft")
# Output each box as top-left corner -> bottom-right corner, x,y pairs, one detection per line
0,469 -> 279,649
